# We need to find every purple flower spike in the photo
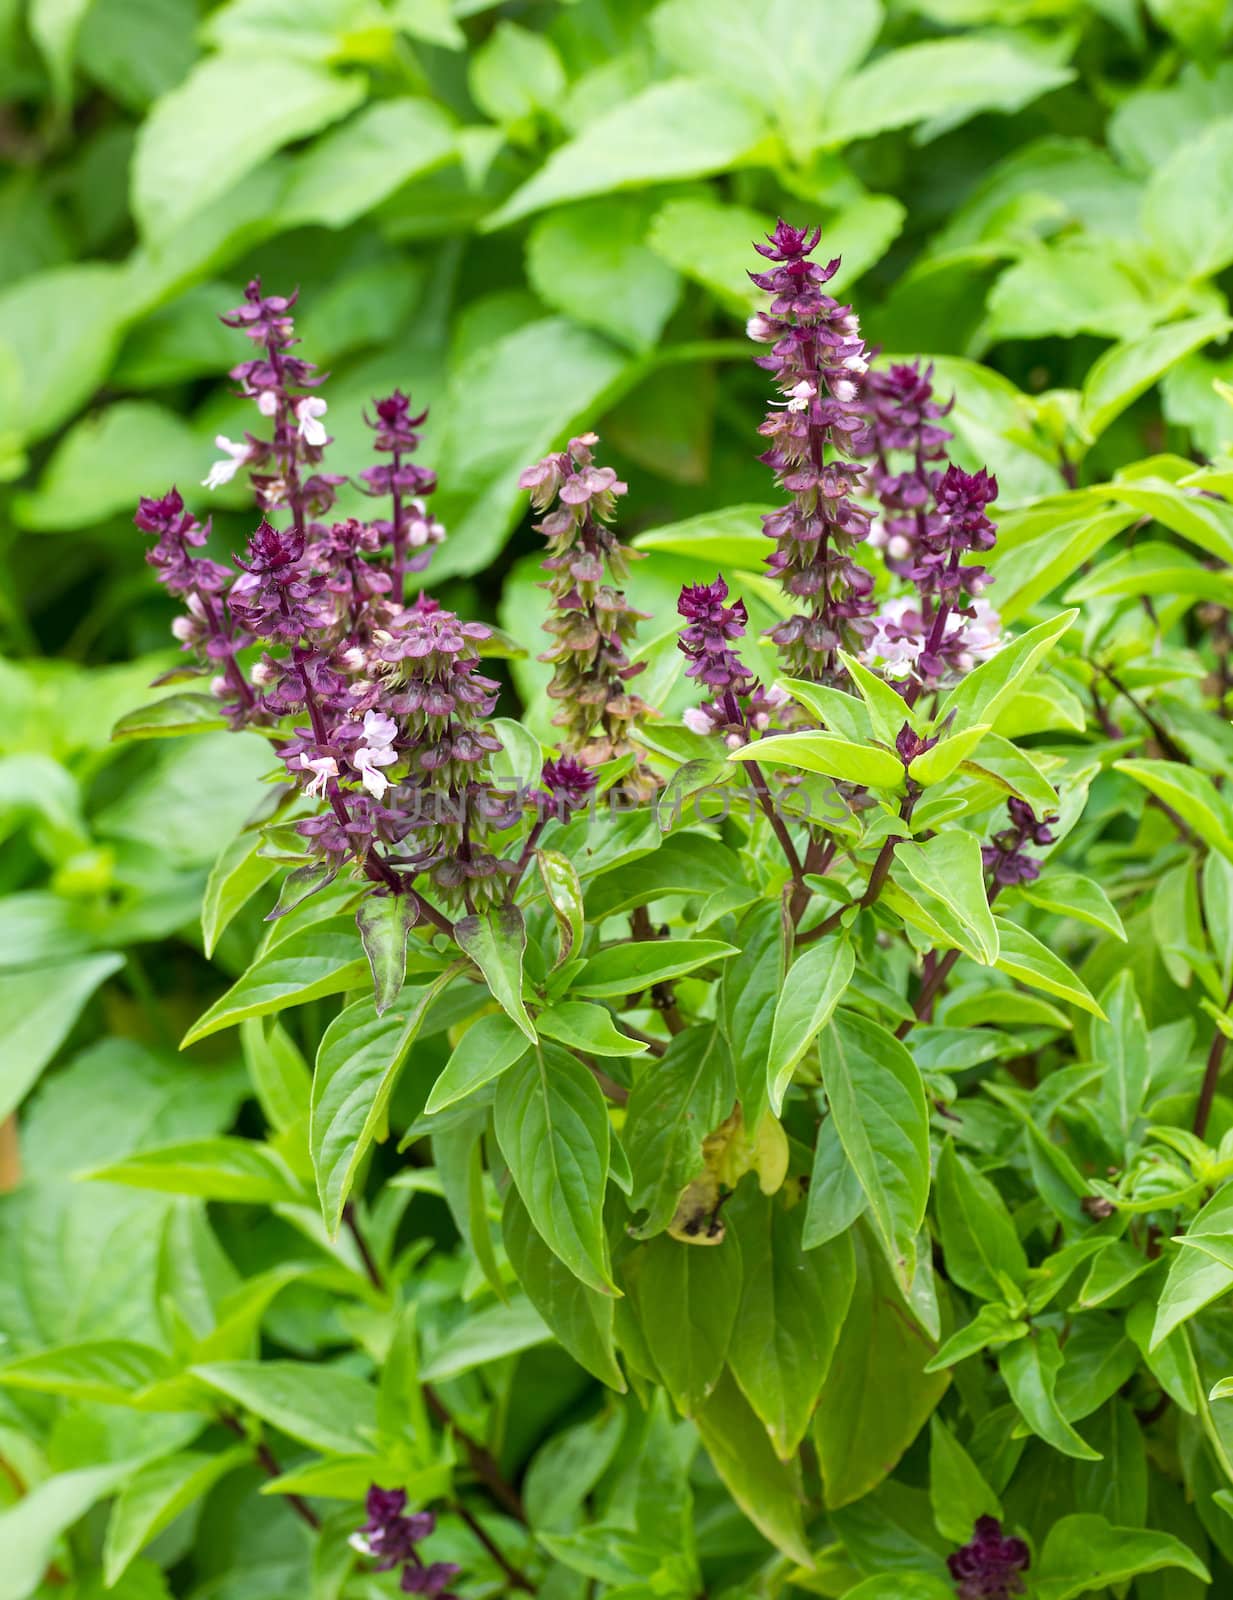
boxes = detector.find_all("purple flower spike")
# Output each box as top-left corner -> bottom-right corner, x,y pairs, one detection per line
542,755 -> 598,812
863,360 -> 954,574
401,1562 -> 462,1596
947,1515 -> 1030,1600
981,799 -> 1059,889
747,220 -> 874,681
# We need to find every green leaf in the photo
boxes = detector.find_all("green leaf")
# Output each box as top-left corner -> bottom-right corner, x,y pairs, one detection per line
265,859 -> 335,921
993,919 -> 1105,1017
826,36 -> 1073,144
503,1188 -> 625,1390
803,1117 -> 867,1248
355,892 -> 418,1015
1093,971 -> 1150,1143
1143,119 -> 1233,284
85,1136 -> 304,1203
994,506 -> 1137,624
571,939 -> 738,998
241,1018 -> 311,1133
278,97 -> 456,229
767,934 -> 854,1114
694,1369 -> 813,1565
526,197 -> 681,353
0,1462 -> 137,1600
814,1228 -> 948,1508
727,1184 -> 855,1458
1019,870 -> 1126,940
311,965 -> 462,1232
191,1359 -> 376,1455
999,1329 -> 1101,1460
18,403 -> 210,533
202,829 -> 278,957
0,263 -> 129,448
494,1042 -> 613,1292
1034,1513 -> 1209,1599
1106,475 -> 1233,564
928,1416 -> 1001,1544
103,1447 -> 249,1586
536,1001 -> 648,1058
954,731 -> 1059,814
625,1026 -> 736,1239
536,848 -> 585,972
651,0 -> 880,158
935,1140 -> 1028,1299
939,610 -> 1077,729
631,1233 -> 742,1415
469,18 -> 564,129
181,925 -> 370,1045
421,1296 -> 552,1380
455,904 -> 537,1041
0,953 -> 123,1117
906,724 -> 992,787
894,833 -> 999,965
632,500 -> 773,566
485,79 -> 768,229
842,1581 -> 953,1600
433,317 -> 628,581
0,1339 -> 174,1405
1114,758 -> 1233,862
730,731 -> 903,788
133,56 -> 366,239
425,1010 -> 530,1114
836,648 -> 918,745
1154,1183 -> 1233,1346
720,900 -> 784,1129
1081,313 -> 1232,439
822,1012 -> 930,1289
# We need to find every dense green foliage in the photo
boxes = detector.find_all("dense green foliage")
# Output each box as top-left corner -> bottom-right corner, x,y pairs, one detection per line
10,3 -> 1233,1599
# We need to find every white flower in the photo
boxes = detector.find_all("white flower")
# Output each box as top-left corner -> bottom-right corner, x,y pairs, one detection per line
953,600 -> 1001,662
353,710 -> 398,799
297,396 -> 328,447
338,646 -> 366,672
210,676 -> 228,698
838,312 -> 861,336
347,1534 -> 373,1556
408,514 -> 445,549
746,313 -> 777,343
171,616 -> 195,642
866,518 -> 887,549
725,732 -> 745,750
202,436 -> 248,490
251,657 -> 279,686
299,753 -> 338,799
764,684 -> 791,708
682,707 -> 714,736
256,390 -> 278,418
886,534 -> 912,562
786,380 -> 815,413
832,377 -> 858,403
362,710 -> 397,746
842,353 -> 869,374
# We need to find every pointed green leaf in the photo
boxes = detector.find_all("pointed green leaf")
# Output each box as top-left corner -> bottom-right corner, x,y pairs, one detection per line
311,965 -> 464,1232
494,1042 -> 613,1292
356,891 -> 418,1014
456,904 -> 537,1041
767,933 -> 854,1114
425,1011 -> 530,1114
821,1012 -> 930,1289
